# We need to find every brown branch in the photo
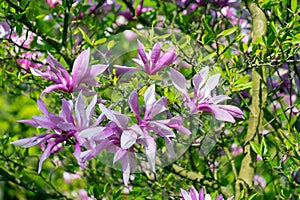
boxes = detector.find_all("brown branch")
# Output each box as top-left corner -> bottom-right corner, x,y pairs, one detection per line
235,1 -> 268,199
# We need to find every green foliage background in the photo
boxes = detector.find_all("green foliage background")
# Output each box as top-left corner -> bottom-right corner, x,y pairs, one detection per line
0,0 -> 299,199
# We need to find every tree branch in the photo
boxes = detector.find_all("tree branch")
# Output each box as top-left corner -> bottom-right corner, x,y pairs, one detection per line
235,1 -> 268,199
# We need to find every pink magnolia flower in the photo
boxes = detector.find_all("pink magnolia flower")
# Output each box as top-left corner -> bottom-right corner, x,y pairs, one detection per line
11,92 -> 105,173
128,85 -> 191,162
80,85 -> 190,186
11,98 -> 78,173
31,48 -> 108,96
253,174 -> 266,188
46,0 -> 62,8
180,186 -> 224,200
115,40 -> 177,75
16,52 -> 43,70
170,67 -> 244,123
119,0 -> 153,20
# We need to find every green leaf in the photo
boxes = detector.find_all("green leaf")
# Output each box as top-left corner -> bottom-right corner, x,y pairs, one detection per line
234,75 -> 250,85
94,38 -> 107,46
291,0 -> 297,12
261,137 -> 268,155
148,75 -> 162,80
231,82 -> 254,92
78,27 -> 92,46
200,52 -> 217,62
152,34 -> 171,41
217,27 -> 238,38
107,40 -> 115,50
238,189 -> 245,200
250,141 -> 262,156
248,193 -> 258,200
202,18 -> 214,36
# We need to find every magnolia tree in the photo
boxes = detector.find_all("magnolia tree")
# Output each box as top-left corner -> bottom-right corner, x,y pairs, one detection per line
0,0 -> 299,199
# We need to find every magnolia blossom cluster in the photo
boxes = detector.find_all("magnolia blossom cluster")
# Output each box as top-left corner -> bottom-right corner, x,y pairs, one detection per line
12,40 -> 243,188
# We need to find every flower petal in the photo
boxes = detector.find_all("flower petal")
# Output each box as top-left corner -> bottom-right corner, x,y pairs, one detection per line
218,105 -> 244,119
129,91 -> 141,123
122,153 -> 131,186
60,99 -> 73,123
99,104 -> 128,129
148,121 -> 176,138
154,47 -> 177,73
75,91 -> 87,130
81,64 -> 108,86
211,95 -> 231,104
144,135 -> 156,172
71,48 -> 90,89
148,96 -> 167,119
204,73 -> 220,94
198,104 -> 236,123
150,42 -> 161,64
121,130 -> 137,149
113,148 -> 127,163
114,65 -> 140,76
42,84 -> 70,95
38,138 -> 64,173
79,127 -> 105,138
189,186 -> 198,200
144,85 -> 156,111
137,40 -> 150,74
86,94 -> 98,121
37,98 -> 49,115
47,53 -> 71,85
18,119 -> 39,127
156,116 -> 191,135
180,188 -> 192,200
11,134 -> 51,148
199,188 -> 205,200
193,67 -> 209,97
32,116 -> 55,129
170,68 -> 189,99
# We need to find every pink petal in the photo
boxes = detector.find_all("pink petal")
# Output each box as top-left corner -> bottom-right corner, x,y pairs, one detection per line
148,121 -> 176,138
129,91 -> 141,123
211,95 -> 231,104
71,48 -> 90,89
144,85 -> 157,114
121,130 -> 137,149
150,42 -> 161,64
144,135 -> 156,172
153,47 -> 177,73
204,73 -> 220,93
137,40 -> 150,74
78,127 -> 105,138
122,153 -> 131,186
170,68 -> 189,98
180,188 -> 191,200
148,96 -> 167,119
60,99 -> 73,123
113,148 -> 127,163
38,138 -> 64,173
47,54 -> 71,85
42,84 -> 70,95
99,104 -> 128,129
189,186 -> 198,200
75,91 -> 87,130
